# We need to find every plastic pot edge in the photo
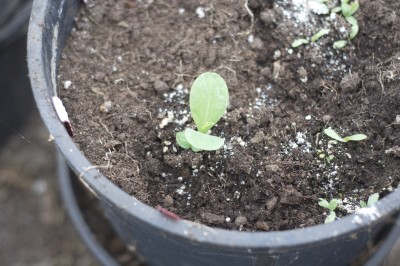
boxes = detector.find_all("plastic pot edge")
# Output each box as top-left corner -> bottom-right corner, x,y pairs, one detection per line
27,0 -> 400,251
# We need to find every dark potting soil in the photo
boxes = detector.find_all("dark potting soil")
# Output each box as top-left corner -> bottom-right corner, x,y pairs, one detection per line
59,0 -> 400,231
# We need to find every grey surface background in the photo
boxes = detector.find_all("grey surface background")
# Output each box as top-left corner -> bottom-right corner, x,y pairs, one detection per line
0,109 -> 97,266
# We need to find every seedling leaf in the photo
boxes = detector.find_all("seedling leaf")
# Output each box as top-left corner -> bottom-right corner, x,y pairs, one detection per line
325,211 -> 336,223
346,16 -> 359,39
190,72 -> 229,134
331,6 -> 342,13
346,15 -> 357,25
342,134 -> 367,142
323,128 -> 344,142
309,1 -> 330,15
328,199 -> 338,211
184,128 -> 224,151
176,131 -> 191,149
292,38 -> 309,48
360,200 -> 367,208
366,193 -> 379,207
342,1 -> 359,18
333,40 -> 347,49
311,29 -> 330,42
318,198 -> 330,209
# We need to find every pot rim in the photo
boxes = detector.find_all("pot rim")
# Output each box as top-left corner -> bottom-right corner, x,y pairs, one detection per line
27,0 -> 400,250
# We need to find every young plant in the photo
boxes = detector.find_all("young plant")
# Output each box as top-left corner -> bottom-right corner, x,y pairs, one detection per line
333,40 -> 347,50
332,0 -> 360,47
311,29 -> 330,42
360,193 -> 379,208
318,198 -> 339,223
176,72 -> 229,152
323,127 -> 367,142
291,38 -> 309,48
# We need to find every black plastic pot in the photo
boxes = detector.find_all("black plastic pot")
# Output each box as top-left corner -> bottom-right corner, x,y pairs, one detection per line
27,0 -> 400,265
0,0 -> 33,149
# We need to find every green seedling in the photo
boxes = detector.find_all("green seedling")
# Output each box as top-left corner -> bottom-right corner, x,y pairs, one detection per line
176,72 -> 229,152
309,0 -> 329,15
360,193 -> 379,208
318,198 -> 339,223
341,0 -> 359,18
333,40 -> 347,49
292,0 -> 360,49
346,16 -> 359,40
316,149 -> 335,163
291,38 -> 309,48
311,29 -> 330,42
323,127 -> 367,142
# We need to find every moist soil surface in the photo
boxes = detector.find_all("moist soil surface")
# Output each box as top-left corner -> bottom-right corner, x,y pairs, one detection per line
60,0 -> 400,231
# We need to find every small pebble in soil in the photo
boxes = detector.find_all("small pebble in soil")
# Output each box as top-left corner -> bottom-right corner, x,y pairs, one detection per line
63,80 -> 72,89
255,221 -> 269,231
201,212 -> 224,225
233,191 -> 241,199
234,216 -> 247,227
322,115 -> 331,122
178,8 -> 185,15
176,185 -> 186,195
159,111 -> 174,128
273,50 -> 281,60
394,115 -> 400,125
195,7 -> 205,18
99,100 -> 112,113
154,80 -> 169,93
163,195 -> 174,207
305,115 -> 311,120
225,217 -> 231,223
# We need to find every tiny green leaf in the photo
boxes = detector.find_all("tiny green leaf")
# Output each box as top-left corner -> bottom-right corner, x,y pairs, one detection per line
325,211 -> 336,223
342,1 -> 359,18
176,131 -> 191,149
346,16 -> 357,26
311,29 -> 330,42
346,16 -> 359,39
309,1 -> 330,15
342,134 -> 367,142
318,198 -> 330,209
366,193 -> 379,207
190,72 -> 229,134
360,200 -> 367,208
291,38 -> 309,48
328,199 -> 338,211
323,128 -> 344,142
331,6 -> 342,13
184,128 -> 224,151
333,40 -> 347,49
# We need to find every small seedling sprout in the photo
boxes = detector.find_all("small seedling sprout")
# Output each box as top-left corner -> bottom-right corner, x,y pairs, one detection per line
323,127 -> 367,142
309,0 -> 330,15
292,0 -> 360,49
341,0 -> 360,18
360,193 -> 379,208
318,198 -> 339,223
346,16 -> 359,40
333,40 -> 347,49
311,29 -> 330,42
176,72 -> 229,152
292,38 -> 309,48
